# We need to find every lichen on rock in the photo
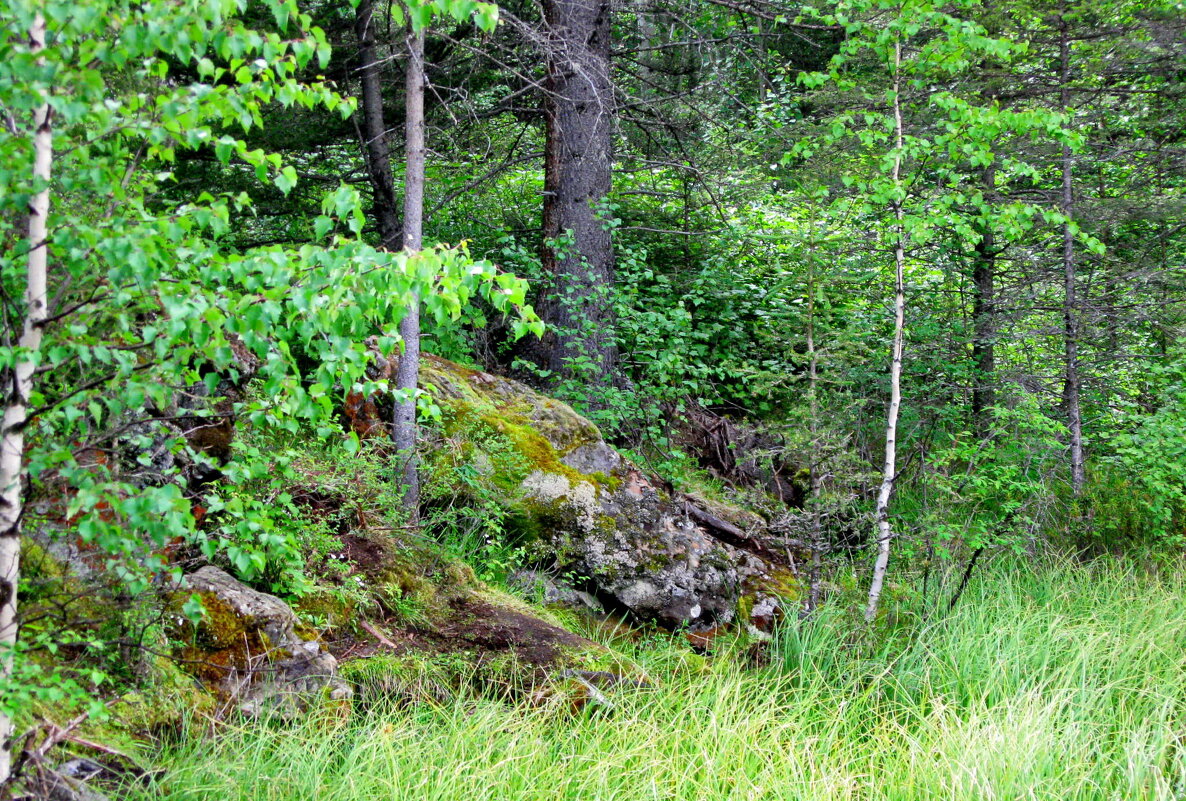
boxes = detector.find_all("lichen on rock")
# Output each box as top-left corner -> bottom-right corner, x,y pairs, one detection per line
174,566 -> 351,716
403,353 -> 803,632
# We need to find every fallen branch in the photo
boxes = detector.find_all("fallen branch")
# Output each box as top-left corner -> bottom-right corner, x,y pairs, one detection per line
679,496 -> 788,566
360,620 -> 398,649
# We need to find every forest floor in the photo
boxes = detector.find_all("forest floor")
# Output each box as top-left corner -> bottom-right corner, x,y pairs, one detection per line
118,557 -> 1186,801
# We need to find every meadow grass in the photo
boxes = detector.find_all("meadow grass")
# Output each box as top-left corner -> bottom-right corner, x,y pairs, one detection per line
128,557 -> 1186,800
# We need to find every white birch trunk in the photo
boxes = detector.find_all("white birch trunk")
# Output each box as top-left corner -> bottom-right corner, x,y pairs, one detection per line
0,13 -> 52,784
865,37 -> 906,624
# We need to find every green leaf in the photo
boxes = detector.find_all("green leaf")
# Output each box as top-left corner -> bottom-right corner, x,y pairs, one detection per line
182,594 -> 206,624
275,165 -> 298,195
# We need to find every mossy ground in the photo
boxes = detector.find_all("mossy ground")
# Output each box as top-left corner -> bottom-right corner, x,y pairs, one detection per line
114,558 -> 1186,801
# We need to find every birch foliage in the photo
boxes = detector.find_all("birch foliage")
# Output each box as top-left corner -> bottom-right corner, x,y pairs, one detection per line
0,0 -> 535,739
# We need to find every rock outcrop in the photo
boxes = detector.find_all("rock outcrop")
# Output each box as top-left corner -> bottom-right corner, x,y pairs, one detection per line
176,566 -> 351,715
406,354 -> 800,631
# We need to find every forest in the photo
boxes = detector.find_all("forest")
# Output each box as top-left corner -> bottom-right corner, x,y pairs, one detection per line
0,0 -> 1184,797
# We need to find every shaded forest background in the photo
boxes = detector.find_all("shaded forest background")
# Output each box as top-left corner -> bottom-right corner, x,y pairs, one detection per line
201,0 -> 1186,555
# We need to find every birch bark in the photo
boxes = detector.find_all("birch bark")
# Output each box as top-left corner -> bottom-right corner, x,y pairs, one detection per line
865,36 -> 906,624
0,13 -> 52,784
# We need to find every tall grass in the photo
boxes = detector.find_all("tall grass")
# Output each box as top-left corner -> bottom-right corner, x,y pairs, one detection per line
128,558 -> 1186,800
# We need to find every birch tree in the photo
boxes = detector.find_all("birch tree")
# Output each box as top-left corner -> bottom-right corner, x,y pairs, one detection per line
0,13 -> 51,785
865,31 -> 907,623
795,0 -> 1077,621
0,0 -> 534,781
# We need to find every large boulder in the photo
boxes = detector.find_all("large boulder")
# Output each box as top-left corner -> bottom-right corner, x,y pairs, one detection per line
414,354 -> 799,631
175,566 -> 352,715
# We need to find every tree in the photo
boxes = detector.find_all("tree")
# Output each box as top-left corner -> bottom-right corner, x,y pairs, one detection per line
0,0 -> 533,783
865,28 -> 907,625
794,0 -> 1080,621
969,0 -> 1186,511
1057,8 -> 1086,496
0,12 -> 50,783
352,1 -> 500,521
354,0 -> 404,252
395,20 -> 427,521
537,0 -> 618,388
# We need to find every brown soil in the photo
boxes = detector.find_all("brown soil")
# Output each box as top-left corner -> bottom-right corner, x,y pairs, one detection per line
329,592 -> 596,677
289,486 -> 351,536
339,533 -> 386,574
429,595 -> 589,666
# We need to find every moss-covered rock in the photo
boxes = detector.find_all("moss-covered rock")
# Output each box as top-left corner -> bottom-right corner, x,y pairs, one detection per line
174,566 -> 351,716
408,353 -> 803,631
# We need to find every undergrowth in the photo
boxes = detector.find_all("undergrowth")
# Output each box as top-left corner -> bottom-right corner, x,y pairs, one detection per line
121,557 -> 1186,800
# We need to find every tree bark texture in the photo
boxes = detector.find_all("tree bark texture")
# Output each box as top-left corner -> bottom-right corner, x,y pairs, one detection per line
971,218 -> 996,437
0,14 -> 51,785
354,0 -> 402,250
394,24 -> 425,523
865,37 -> 905,625
539,0 -> 618,387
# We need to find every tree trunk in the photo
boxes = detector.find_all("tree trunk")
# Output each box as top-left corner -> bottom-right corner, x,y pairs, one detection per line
394,24 -> 425,523
354,1 -> 420,521
0,14 -> 51,785
971,216 -> 996,438
865,37 -> 906,625
354,0 -> 402,250
1059,12 -> 1085,496
804,224 -> 823,617
539,0 -> 618,387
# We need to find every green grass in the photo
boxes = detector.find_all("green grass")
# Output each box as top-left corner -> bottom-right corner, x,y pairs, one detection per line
125,558 -> 1186,800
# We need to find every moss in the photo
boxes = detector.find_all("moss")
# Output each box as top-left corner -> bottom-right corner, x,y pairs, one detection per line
442,560 -> 478,587
295,588 -> 364,631
185,591 -> 248,650
170,591 -> 277,685
23,655 -> 217,759
339,652 -> 470,706
480,413 -> 587,485
739,566 -> 803,626
419,355 -> 490,408
737,593 -> 754,622
503,491 -> 585,548
747,566 -> 802,602
20,539 -> 68,582
589,471 -> 622,491
501,502 -> 546,544
108,657 -> 215,733
422,354 -> 608,486
18,539 -> 113,626
375,536 -> 463,595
